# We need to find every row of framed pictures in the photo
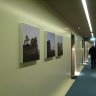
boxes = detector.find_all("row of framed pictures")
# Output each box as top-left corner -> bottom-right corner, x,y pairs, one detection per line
20,23 -> 63,63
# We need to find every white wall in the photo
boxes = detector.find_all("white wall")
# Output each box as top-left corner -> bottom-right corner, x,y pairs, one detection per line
0,0 -> 84,96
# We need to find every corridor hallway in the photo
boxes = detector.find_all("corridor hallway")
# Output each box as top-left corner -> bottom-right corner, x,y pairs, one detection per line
0,1 -> 93,96
65,59 -> 96,96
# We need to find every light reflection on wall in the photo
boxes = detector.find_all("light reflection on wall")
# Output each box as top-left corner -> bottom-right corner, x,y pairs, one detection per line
0,1 -> 68,33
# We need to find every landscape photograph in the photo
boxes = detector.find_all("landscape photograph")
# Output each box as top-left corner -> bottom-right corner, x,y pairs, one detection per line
22,24 -> 40,62
47,32 -> 55,58
57,36 -> 63,56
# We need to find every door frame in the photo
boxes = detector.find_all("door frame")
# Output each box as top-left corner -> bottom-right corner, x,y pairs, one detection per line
71,34 -> 76,79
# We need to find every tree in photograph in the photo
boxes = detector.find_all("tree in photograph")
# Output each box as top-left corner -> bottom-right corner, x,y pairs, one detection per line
24,35 -> 30,45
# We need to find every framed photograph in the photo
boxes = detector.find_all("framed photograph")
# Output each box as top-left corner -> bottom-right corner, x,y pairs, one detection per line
45,32 -> 55,58
56,35 -> 63,56
20,23 -> 40,63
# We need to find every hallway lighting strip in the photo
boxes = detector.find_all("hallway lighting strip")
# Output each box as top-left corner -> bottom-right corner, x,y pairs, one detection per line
91,32 -> 93,37
81,0 -> 93,33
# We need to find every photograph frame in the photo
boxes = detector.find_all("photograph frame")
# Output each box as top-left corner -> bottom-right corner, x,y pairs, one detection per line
20,23 -> 40,63
44,31 -> 55,59
56,35 -> 63,57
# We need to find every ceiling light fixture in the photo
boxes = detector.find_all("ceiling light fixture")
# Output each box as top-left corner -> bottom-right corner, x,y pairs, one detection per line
90,37 -> 96,42
81,0 -> 92,33
78,26 -> 80,30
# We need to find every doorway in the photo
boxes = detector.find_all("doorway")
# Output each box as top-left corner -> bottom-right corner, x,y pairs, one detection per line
71,34 -> 76,79
82,40 -> 85,64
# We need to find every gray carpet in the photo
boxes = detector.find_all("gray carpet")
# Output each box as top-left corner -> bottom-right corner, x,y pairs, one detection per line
65,60 -> 96,96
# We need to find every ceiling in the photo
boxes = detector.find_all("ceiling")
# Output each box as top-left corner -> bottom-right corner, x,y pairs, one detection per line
43,0 -> 96,39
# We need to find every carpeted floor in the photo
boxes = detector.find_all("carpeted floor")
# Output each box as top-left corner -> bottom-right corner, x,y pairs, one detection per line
65,60 -> 96,96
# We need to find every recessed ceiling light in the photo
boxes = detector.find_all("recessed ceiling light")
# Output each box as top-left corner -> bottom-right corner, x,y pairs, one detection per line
90,37 -> 96,42
78,27 -> 80,30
